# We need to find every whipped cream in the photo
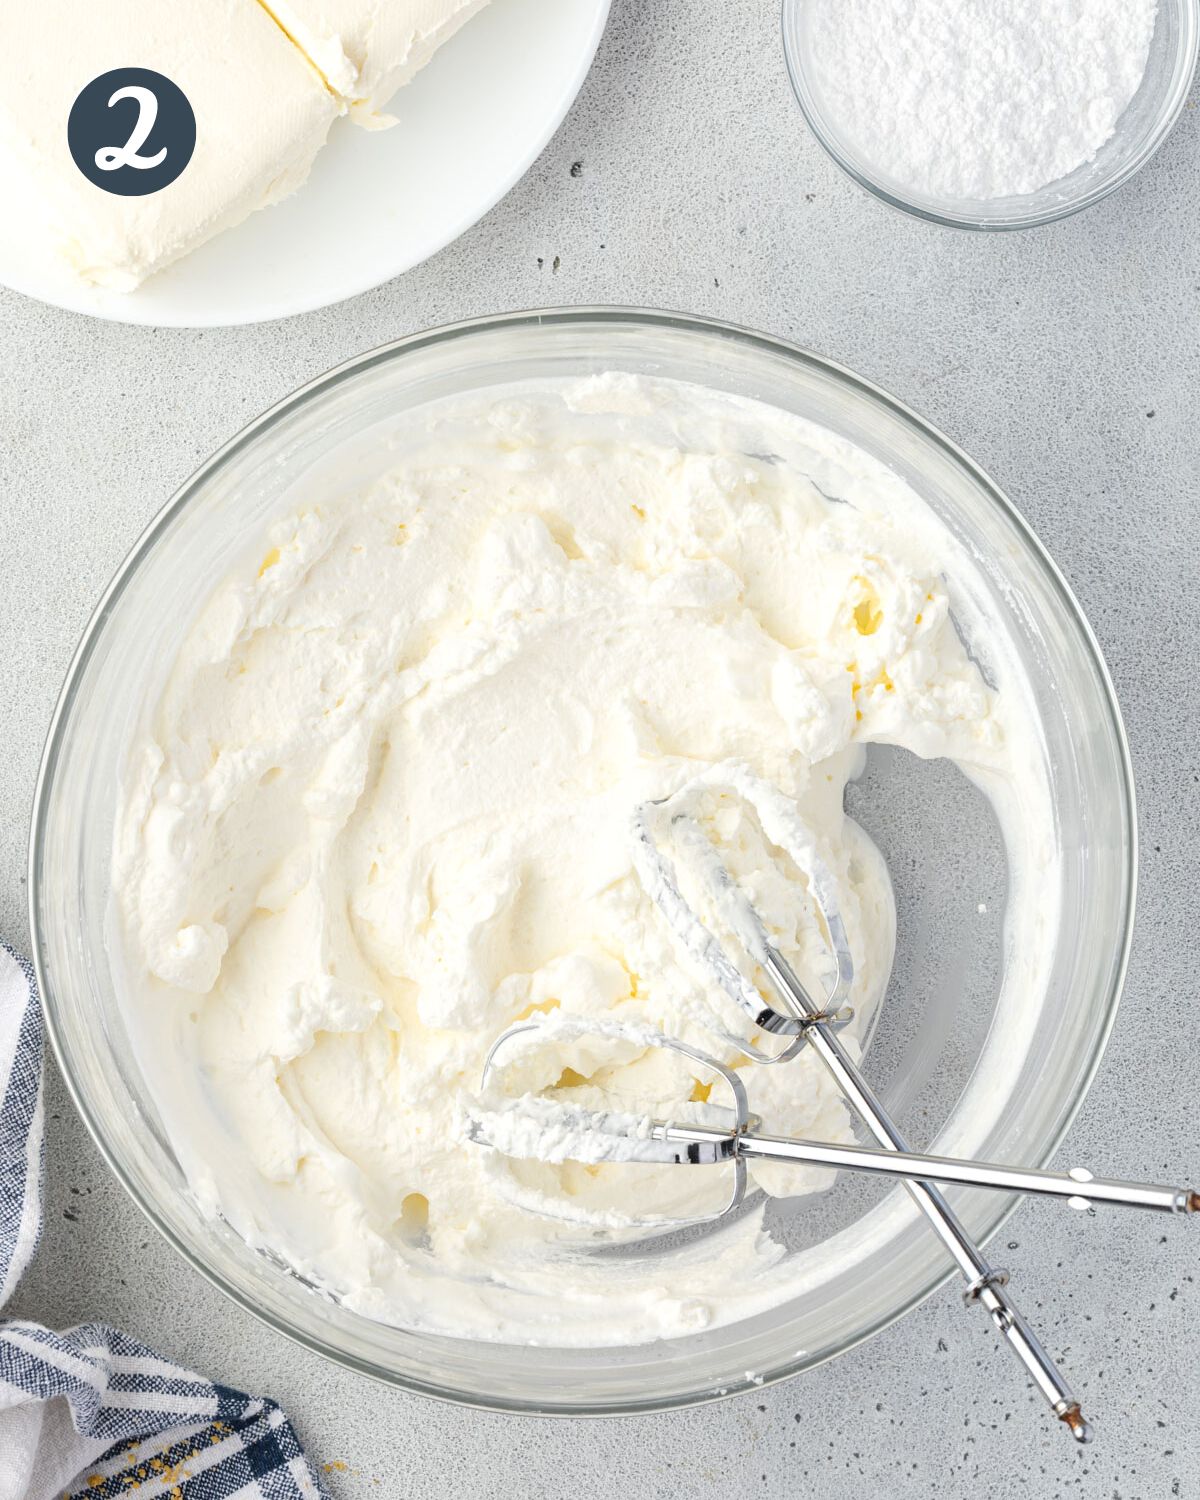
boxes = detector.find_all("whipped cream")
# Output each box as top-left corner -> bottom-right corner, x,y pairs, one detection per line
113,374 -> 1058,1344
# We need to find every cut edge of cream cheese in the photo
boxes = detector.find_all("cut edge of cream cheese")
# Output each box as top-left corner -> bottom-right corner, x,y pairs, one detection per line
259,0 -> 493,127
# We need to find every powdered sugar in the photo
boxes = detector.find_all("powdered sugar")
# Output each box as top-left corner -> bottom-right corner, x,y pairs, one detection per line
805,0 -> 1158,200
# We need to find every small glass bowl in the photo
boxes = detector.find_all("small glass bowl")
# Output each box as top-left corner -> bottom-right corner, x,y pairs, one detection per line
783,0 -> 1200,231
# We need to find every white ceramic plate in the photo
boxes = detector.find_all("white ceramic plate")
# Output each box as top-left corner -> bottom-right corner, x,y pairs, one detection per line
0,0 -> 609,327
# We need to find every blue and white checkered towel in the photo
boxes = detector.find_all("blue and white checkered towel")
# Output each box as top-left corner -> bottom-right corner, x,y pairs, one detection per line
0,944 -> 330,1500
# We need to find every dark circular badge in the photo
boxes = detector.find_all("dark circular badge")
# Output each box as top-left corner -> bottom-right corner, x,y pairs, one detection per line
67,68 -> 195,197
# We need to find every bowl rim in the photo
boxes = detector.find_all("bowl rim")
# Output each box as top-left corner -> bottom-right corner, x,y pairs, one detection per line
780,0 -> 1200,232
27,306 -> 1139,1415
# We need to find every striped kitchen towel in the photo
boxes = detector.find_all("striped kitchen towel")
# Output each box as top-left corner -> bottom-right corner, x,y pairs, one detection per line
0,943 -> 330,1500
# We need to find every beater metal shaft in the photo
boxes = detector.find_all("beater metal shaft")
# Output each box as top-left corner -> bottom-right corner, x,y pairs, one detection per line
649,1120 -> 1196,1214
759,944 -> 1093,1443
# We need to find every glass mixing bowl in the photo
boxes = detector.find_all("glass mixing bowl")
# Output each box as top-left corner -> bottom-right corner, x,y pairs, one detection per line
782,0 -> 1200,231
29,310 -> 1135,1413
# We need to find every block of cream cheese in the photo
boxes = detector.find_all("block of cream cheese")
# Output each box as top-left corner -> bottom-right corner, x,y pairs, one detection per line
261,0 -> 491,125
0,0 -> 339,290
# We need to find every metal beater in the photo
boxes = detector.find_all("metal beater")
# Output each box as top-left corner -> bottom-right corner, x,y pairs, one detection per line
470,773 -> 1196,1442
471,1019 -> 1198,1220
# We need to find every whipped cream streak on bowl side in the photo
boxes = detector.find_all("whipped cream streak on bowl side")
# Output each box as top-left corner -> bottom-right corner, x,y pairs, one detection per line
31,312 -> 1136,1412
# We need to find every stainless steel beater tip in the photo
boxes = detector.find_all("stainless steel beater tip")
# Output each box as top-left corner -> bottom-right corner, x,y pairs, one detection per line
1057,1402 -> 1093,1445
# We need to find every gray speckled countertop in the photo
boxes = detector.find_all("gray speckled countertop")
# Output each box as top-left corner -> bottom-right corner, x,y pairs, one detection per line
2,1 -> 1199,1495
